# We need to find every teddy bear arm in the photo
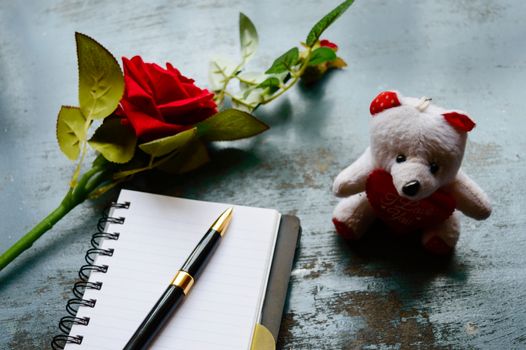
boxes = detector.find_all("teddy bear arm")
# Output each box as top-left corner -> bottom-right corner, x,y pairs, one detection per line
450,171 -> 492,220
332,148 -> 374,197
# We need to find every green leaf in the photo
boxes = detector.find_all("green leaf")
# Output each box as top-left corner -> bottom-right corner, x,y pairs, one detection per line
255,77 -> 280,96
92,153 -> 109,168
308,47 -> 337,65
239,13 -> 259,62
158,139 -> 210,174
56,106 -> 87,161
196,109 -> 269,141
257,77 -> 280,89
178,141 -> 210,173
88,118 -> 137,163
265,47 -> 299,74
139,128 -> 197,158
76,32 -> 124,120
209,57 -> 237,91
232,88 -> 265,112
305,0 -> 355,47
237,72 -> 266,87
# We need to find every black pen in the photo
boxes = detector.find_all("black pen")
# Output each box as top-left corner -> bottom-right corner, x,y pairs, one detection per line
124,207 -> 234,350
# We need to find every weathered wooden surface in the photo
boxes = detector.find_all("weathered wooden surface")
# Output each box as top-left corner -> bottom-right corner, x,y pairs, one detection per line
1,0 -> 525,349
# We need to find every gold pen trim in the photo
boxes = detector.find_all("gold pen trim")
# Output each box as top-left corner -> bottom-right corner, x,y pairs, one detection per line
170,270 -> 194,295
210,207 -> 234,236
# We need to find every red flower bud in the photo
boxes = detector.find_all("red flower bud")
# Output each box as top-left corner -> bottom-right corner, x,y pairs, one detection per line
319,39 -> 338,50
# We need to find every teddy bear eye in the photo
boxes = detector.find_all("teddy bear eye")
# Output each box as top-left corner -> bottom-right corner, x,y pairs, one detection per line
430,163 -> 439,174
396,154 -> 406,163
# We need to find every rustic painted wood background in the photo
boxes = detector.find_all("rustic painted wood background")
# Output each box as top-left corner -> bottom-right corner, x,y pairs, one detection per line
1,0 -> 525,348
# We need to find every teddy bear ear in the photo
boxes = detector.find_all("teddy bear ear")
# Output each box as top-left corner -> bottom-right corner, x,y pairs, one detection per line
442,112 -> 476,132
370,91 -> 401,116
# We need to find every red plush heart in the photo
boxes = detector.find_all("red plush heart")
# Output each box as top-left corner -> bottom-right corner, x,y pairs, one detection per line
365,169 -> 456,233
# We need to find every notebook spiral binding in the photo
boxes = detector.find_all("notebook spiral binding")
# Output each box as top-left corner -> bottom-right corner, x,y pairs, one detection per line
51,201 -> 130,350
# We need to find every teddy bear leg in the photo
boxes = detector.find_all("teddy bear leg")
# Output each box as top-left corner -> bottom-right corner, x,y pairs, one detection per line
332,193 -> 375,240
421,213 -> 460,255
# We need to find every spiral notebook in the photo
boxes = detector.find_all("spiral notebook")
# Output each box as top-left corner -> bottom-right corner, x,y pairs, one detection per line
53,189 -> 300,350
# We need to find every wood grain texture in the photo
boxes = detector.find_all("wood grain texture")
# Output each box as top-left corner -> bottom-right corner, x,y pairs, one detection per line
1,0 -> 525,349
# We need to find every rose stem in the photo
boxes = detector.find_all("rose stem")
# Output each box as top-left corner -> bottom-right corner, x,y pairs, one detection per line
0,164 -> 110,271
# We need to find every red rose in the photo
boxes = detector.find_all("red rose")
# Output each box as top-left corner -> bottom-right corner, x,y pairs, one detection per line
118,56 -> 217,140
319,39 -> 338,51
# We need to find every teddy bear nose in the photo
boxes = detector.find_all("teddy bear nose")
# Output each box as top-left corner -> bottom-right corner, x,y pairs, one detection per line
402,180 -> 420,196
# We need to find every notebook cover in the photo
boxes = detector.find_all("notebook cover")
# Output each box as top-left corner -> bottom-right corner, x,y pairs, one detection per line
259,215 -> 301,341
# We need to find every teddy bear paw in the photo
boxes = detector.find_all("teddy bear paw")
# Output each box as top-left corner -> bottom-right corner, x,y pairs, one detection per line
332,218 -> 359,240
423,236 -> 454,255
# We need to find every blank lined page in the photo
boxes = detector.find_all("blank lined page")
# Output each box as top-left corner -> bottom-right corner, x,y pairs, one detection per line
66,189 -> 280,350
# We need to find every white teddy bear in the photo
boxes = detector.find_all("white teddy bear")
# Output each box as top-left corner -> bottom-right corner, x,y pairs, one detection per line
332,91 -> 492,254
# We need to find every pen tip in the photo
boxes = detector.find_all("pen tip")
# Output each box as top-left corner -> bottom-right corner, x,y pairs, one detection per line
211,207 -> 234,236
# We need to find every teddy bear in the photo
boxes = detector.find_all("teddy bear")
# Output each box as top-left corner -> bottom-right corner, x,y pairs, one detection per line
332,91 -> 492,254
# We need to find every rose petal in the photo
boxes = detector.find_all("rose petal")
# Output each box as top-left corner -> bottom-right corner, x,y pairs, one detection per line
171,107 -> 217,125
146,62 -> 192,103
121,99 -> 188,140
124,77 -> 162,120
123,56 -> 154,97
157,90 -> 214,117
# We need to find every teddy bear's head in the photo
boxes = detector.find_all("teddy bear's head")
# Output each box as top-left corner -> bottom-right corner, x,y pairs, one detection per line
369,91 -> 475,200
